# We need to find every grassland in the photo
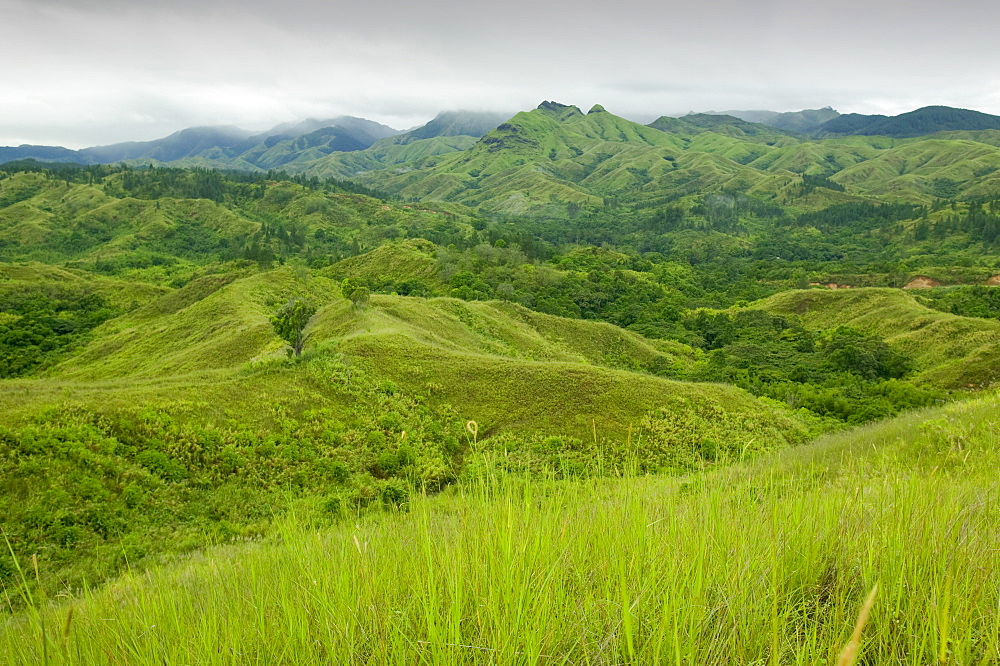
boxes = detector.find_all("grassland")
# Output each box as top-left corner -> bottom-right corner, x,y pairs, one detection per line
2,391 -> 997,664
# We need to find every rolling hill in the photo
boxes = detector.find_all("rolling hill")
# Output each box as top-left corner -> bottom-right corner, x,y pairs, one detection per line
0,261 -> 817,597
757,287 -> 1000,389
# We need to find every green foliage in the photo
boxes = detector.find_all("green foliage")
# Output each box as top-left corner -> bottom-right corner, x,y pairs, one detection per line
800,173 -> 846,194
0,351 -> 476,599
4,394 -> 1000,663
340,278 -> 371,308
760,288 -> 1000,390
0,284 -> 121,378
269,298 -> 317,356
915,284 -> 1000,320
677,308 -> 936,423
815,325 -> 911,380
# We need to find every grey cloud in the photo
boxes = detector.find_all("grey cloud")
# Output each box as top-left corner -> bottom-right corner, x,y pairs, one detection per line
3,0 -> 1000,147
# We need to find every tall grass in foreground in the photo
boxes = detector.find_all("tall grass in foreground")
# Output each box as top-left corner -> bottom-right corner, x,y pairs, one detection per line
2,396 -> 999,664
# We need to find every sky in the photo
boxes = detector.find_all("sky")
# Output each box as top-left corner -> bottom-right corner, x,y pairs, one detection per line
4,0 -> 1000,148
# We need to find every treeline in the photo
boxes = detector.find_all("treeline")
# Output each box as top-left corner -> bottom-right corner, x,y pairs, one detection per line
915,285 -> 1000,320
0,160 -> 389,201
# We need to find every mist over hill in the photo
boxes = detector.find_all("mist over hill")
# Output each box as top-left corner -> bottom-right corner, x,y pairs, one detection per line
709,107 -> 842,133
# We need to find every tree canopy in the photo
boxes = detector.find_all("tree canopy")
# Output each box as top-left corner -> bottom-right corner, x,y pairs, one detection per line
270,298 -> 317,357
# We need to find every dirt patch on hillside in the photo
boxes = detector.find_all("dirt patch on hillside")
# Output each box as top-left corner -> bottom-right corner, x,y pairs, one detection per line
903,276 -> 943,289
987,275 -> 1000,286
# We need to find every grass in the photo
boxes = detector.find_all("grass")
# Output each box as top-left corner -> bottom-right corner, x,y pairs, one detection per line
321,238 -> 445,290
0,263 -> 168,311
2,392 -> 998,664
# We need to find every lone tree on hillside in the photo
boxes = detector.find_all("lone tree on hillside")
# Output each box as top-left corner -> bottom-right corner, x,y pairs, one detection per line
341,278 -> 370,308
270,298 -> 317,357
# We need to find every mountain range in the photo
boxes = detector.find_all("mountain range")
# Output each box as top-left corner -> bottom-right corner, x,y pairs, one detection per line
0,112 -> 508,170
5,105 -> 1000,174
323,102 -> 1000,216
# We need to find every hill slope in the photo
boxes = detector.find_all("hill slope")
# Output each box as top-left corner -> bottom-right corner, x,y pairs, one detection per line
757,288 -> 1000,389
0,264 -> 815,597
4,389 -> 998,663
36,264 -> 783,443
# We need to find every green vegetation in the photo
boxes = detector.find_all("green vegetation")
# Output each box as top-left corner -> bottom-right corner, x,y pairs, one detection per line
3,104 -> 1000,662
3,393 -> 998,663
759,288 -> 1000,389
0,264 -> 817,598
0,265 -> 166,378
915,283 -> 1000,320
269,298 -> 317,356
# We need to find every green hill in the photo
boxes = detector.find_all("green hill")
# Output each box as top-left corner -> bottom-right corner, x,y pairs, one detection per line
0,263 -> 819,597
0,168 -> 481,282
339,102 -> 1000,217
36,264 -> 760,445
757,288 -> 1000,389
647,113 -> 800,145
321,238 -> 445,291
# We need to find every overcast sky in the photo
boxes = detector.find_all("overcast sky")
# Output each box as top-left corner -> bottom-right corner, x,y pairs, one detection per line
4,0 -> 1000,148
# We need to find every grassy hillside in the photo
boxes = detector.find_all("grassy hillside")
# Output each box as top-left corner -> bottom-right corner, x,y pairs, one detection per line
758,288 -> 1000,389
0,265 -> 819,598
0,263 -> 169,377
325,103 -> 1000,217
34,265 -> 773,445
321,237 -> 445,291
0,167 -> 482,283
3,391 -> 997,663
0,263 -> 167,310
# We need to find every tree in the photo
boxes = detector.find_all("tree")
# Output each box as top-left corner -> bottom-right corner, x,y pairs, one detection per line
341,278 -> 370,308
270,298 -> 317,357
